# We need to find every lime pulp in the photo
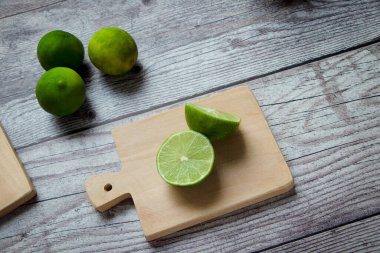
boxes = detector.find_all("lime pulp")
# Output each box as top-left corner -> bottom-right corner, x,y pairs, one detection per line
156,130 -> 214,186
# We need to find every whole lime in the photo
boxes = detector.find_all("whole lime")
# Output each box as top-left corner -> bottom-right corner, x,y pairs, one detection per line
88,27 -> 138,75
37,30 -> 84,70
36,67 -> 86,116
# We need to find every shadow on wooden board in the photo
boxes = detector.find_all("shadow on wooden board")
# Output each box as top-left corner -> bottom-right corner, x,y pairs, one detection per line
283,0 -> 307,6
265,0 -> 313,8
168,130 -> 247,209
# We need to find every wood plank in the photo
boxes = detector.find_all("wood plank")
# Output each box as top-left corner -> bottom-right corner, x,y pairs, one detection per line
264,215 -> 380,253
1,0 -> 380,148
0,42 -> 379,252
0,0 -> 65,19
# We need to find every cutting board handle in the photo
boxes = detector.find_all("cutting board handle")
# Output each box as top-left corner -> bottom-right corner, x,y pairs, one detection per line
85,172 -> 131,212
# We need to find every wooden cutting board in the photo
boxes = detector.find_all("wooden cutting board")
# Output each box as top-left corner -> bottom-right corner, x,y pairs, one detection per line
85,85 -> 294,240
0,126 -> 36,217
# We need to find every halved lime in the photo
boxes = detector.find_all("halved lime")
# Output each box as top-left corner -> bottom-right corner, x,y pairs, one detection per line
156,130 -> 214,186
185,103 -> 241,141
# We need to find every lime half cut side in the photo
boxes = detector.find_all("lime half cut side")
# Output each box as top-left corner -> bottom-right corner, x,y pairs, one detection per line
185,103 -> 241,141
156,130 -> 214,186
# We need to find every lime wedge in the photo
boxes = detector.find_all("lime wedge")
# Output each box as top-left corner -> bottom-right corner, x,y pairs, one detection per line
156,130 -> 214,186
185,103 -> 241,141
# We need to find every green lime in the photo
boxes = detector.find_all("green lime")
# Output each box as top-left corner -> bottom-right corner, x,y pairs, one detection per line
35,67 -> 86,116
37,30 -> 84,70
88,27 -> 138,75
156,130 -> 214,186
185,103 -> 241,141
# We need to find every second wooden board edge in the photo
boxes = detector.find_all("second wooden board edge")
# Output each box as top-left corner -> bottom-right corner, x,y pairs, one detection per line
0,188 -> 36,218
0,126 -> 37,217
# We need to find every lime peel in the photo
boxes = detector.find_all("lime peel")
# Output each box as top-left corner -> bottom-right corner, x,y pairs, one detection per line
185,103 -> 241,141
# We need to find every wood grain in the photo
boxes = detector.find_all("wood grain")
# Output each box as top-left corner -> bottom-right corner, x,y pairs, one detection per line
265,215 -> 380,253
1,0 -> 380,148
0,126 -> 36,217
0,42 -> 379,252
0,0 -> 66,19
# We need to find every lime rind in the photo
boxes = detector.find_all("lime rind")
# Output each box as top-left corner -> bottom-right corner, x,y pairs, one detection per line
185,103 -> 241,141
35,67 -> 85,116
88,27 -> 138,75
156,130 -> 214,186
37,30 -> 84,70
190,103 -> 240,123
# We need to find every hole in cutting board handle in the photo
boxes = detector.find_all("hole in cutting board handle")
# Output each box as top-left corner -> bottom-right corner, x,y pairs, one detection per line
104,183 -> 112,192
85,172 -> 132,212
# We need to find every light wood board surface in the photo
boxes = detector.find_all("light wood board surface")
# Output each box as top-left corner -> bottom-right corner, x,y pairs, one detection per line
86,86 -> 293,240
0,127 -> 36,217
0,0 -> 379,252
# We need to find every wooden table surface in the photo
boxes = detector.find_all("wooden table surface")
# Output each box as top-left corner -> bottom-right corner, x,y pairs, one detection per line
0,0 -> 379,252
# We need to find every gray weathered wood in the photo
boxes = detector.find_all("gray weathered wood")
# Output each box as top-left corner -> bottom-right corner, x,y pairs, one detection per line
1,0 -> 380,148
0,0 -> 65,19
0,42 -> 379,252
265,215 -> 380,253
